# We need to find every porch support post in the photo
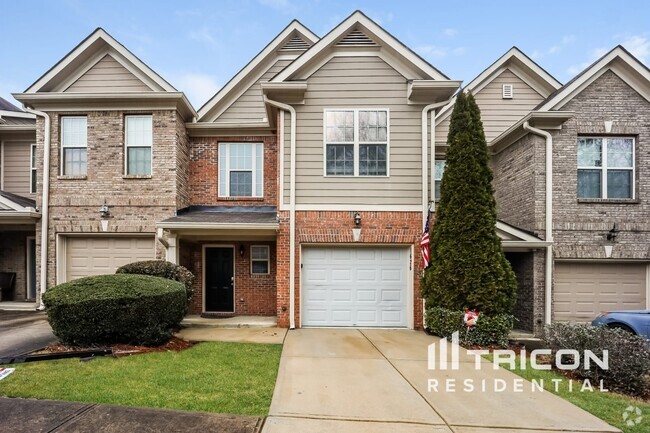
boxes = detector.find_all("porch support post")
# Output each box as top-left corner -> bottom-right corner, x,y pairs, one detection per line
166,234 -> 178,264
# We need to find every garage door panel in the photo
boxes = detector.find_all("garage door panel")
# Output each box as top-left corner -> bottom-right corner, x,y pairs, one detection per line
65,236 -> 155,282
554,262 -> 647,323
302,246 -> 408,327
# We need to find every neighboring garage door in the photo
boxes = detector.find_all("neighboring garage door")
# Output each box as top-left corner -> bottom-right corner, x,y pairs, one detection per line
302,246 -> 409,327
554,262 -> 647,323
65,236 -> 155,282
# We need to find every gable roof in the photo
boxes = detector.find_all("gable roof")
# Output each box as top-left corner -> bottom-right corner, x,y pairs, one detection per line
536,45 -> 650,111
23,28 -> 176,93
270,10 -> 450,83
197,20 -> 318,122
435,46 -> 561,124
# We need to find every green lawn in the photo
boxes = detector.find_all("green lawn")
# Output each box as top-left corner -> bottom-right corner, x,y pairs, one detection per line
0,342 -> 282,416
488,355 -> 650,432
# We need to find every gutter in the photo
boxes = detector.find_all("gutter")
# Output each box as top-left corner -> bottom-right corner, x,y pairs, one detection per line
522,121 -> 554,327
24,107 -> 51,310
264,96 -> 297,330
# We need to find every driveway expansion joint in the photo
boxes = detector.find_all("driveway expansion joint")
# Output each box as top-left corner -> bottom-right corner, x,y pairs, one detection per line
48,403 -> 97,432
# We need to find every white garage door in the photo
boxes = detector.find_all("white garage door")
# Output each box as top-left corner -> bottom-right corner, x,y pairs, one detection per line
65,236 -> 155,282
302,246 -> 409,327
554,262 -> 647,323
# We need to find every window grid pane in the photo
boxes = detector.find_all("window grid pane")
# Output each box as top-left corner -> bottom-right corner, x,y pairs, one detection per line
219,143 -> 227,196
63,148 -> 87,176
251,246 -> 269,260
326,110 -> 354,142
577,169 -> 602,198
252,261 -> 269,274
126,116 -> 153,147
607,169 -> 632,198
255,143 -> 263,197
359,144 -> 387,176
359,110 -> 388,143
61,117 -> 87,148
230,171 -> 253,196
326,144 -> 354,176
606,138 -> 633,168
577,138 -> 602,167
127,147 -> 151,175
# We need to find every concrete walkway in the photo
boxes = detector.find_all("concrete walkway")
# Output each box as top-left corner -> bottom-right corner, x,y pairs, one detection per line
0,311 -> 55,358
0,398 -> 261,433
263,329 -> 619,433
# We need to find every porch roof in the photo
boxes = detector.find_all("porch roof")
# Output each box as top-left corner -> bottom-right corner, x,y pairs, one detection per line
0,191 -> 39,224
497,220 -> 550,250
157,206 -> 279,231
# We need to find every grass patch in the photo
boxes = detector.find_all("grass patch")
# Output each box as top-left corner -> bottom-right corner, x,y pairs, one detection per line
0,342 -> 281,416
486,354 -> 650,432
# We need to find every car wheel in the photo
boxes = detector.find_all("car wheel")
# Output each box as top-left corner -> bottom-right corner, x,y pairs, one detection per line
608,323 -> 636,335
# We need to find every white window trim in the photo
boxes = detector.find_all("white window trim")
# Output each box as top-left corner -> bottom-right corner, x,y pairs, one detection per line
434,159 -> 445,201
251,245 -> 270,275
30,144 -> 37,194
218,142 -> 264,198
322,108 -> 390,178
60,116 -> 87,176
577,136 -> 635,199
124,115 -> 153,176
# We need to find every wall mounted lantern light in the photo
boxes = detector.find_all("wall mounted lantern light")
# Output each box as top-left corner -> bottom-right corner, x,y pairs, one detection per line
606,224 -> 619,242
352,212 -> 361,242
239,244 -> 245,257
354,212 -> 361,227
99,203 -> 110,232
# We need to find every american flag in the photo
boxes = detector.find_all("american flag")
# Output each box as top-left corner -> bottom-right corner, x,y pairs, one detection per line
421,210 -> 431,269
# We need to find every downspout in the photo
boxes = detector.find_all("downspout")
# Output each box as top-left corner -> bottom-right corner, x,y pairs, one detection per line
264,96 -> 297,329
420,98 -> 454,328
522,121 -> 553,327
25,107 -> 51,310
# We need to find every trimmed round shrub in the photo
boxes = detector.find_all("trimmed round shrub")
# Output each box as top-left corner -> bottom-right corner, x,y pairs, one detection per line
425,306 -> 514,347
43,274 -> 186,346
116,260 -> 194,302
544,322 -> 650,397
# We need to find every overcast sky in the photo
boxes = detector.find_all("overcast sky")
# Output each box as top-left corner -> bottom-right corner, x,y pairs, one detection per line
2,0 -> 649,109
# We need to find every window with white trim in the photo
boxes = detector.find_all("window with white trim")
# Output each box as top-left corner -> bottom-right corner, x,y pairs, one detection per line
434,160 -> 446,199
60,116 -> 87,176
218,143 -> 263,197
324,109 -> 388,176
30,144 -> 37,194
125,115 -> 152,175
577,137 -> 634,199
251,245 -> 270,274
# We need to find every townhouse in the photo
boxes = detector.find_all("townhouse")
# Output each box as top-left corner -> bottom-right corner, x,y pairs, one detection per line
1,11 -> 649,335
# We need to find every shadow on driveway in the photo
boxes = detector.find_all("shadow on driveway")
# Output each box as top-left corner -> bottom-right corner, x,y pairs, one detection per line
0,311 -> 56,358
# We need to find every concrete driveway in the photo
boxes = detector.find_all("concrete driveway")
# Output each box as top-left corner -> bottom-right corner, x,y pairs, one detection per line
263,329 -> 619,433
0,311 -> 55,358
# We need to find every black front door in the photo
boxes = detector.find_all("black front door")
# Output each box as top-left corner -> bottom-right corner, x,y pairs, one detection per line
205,247 -> 234,312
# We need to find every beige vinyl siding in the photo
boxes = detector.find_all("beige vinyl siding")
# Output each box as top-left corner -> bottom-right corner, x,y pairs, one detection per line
66,54 -> 151,93
285,56 -> 423,207
2,141 -> 32,196
436,68 -> 545,144
216,59 -> 292,124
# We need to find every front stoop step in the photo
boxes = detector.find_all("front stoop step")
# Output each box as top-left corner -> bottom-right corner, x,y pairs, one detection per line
181,315 -> 277,329
509,329 -> 545,350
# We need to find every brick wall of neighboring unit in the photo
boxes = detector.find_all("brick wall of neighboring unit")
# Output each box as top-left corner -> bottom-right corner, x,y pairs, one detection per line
182,241 -> 277,316
552,70 -> 650,260
34,110 -> 187,293
0,231 -> 32,301
188,135 -> 277,206
275,210 -> 425,328
506,250 -> 546,334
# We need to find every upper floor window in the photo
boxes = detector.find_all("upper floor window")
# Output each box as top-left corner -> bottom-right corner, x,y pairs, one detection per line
324,109 -> 389,177
30,144 -> 37,194
434,160 -> 446,199
125,115 -> 152,176
577,137 -> 634,199
218,142 -> 263,197
60,116 -> 87,176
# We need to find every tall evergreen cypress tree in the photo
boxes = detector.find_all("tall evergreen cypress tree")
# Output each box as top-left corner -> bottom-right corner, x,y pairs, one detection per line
421,91 -> 517,315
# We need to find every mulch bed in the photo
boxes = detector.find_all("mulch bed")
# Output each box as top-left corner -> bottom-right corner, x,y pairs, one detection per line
32,337 -> 194,358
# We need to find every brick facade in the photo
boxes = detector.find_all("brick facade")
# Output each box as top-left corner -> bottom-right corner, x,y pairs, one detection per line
275,210 -> 426,329
552,70 -> 650,260
189,135 -> 277,207
181,240 -> 277,316
34,110 -> 188,296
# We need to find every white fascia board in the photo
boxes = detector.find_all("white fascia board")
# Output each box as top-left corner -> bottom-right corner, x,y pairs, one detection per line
196,21 -> 319,120
156,222 -> 279,231
0,110 -> 35,119
271,11 -> 448,83
25,28 -> 176,94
